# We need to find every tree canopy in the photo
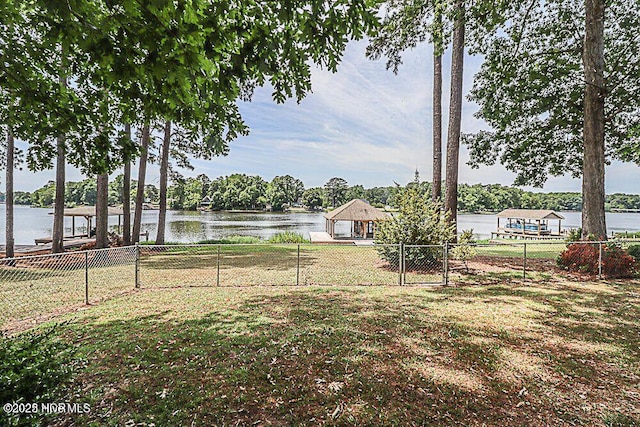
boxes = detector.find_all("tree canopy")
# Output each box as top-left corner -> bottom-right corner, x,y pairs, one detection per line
267,175 -> 305,211
464,0 -> 640,187
2,0 -> 380,175
324,177 -> 349,207
20,175 -> 640,213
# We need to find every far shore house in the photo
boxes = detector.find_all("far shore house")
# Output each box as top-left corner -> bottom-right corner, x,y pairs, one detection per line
199,195 -> 212,210
324,199 -> 389,239
494,209 -> 565,239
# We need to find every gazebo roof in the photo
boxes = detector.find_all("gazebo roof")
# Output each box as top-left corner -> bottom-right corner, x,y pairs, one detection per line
50,206 -> 125,217
497,209 -> 564,220
324,199 -> 389,221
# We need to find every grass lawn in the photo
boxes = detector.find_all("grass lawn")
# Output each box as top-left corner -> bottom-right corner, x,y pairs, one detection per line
0,250 -> 135,326
139,245 -> 416,287
14,280 -> 640,426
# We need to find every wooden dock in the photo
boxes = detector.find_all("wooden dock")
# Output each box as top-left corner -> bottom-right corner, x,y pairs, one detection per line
490,231 -> 565,241
0,238 -> 95,257
309,232 -> 375,245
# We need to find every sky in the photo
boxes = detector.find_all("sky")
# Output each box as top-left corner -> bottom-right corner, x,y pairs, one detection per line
11,39 -> 640,194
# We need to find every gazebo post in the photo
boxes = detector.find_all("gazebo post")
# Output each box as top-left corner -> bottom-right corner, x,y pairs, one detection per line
72,216 -> 75,237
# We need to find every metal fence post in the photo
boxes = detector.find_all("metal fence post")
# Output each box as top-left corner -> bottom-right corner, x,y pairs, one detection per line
402,244 -> 407,286
400,243 -> 407,286
398,243 -> 404,286
442,243 -> 446,285
444,242 -> 449,286
84,251 -> 89,305
523,243 -> 527,280
134,243 -> 140,288
598,241 -> 603,279
216,245 -> 221,287
296,244 -> 300,286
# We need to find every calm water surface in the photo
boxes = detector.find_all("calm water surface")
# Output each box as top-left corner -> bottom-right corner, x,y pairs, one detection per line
1,204 -> 639,245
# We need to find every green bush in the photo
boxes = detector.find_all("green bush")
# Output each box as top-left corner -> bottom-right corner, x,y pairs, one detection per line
627,244 -> 640,261
197,235 -> 262,244
375,185 -> 455,270
267,232 -> 309,244
1,324 -> 77,426
451,229 -> 477,273
565,228 -> 583,243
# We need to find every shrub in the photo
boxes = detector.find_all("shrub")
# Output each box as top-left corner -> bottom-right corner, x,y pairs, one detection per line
0,324 -> 77,426
626,244 -> 640,261
375,185 -> 455,270
197,235 -> 262,244
557,242 -> 636,278
108,231 -> 123,247
451,229 -> 477,273
268,232 -> 309,244
565,227 -> 583,243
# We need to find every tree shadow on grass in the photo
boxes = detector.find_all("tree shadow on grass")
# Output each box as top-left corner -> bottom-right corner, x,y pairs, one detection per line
45,284 -> 639,426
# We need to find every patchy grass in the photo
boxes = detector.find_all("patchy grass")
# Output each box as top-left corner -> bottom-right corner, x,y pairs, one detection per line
11,281 -> 639,426
0,263 -> 135,329
139,245 -> 406,287
2,243 -> 637,331
473,242 -> 566,259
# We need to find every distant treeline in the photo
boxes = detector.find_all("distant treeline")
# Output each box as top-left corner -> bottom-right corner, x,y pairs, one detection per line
5,174 -> 640,213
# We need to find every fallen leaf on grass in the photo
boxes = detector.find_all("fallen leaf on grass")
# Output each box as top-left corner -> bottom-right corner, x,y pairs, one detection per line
328,381 -> 344,392
331,404 -> 342,419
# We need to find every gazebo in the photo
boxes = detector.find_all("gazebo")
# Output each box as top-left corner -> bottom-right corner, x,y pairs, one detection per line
495,209 -> 565,238
324,199 -> 389,239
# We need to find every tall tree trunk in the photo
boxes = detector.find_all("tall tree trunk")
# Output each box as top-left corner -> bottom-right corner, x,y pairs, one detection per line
52,133 -> 66,253
582,0 -> 607,239
95,173 -> 109,248
155,121 -> 171,245
444,0 -> 465,238
432,52 -> 442,203
132,124 -> 150,244
122,124 -> 132,245
5,129 -> 14,259
52,65 -> 67,253
51,135 -> 66,253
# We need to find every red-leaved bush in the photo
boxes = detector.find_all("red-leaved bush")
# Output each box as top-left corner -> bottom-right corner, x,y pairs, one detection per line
557,242 -> 636,278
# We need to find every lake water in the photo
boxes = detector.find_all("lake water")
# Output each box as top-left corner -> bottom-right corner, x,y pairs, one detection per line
1,204 -> 639,244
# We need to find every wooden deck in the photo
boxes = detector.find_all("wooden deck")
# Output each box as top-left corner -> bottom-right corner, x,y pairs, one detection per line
490,231 -> 565,240
0,238 -> 95,257
34,234 -> 90,245
309,232 -> 375,245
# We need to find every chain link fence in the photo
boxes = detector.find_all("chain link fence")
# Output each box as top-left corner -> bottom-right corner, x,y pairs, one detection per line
2,239 -> 639,330
0,246 -> 136,330
403,245 -> 444,285
138,244 -> 403,287
446,239 -> 640,284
